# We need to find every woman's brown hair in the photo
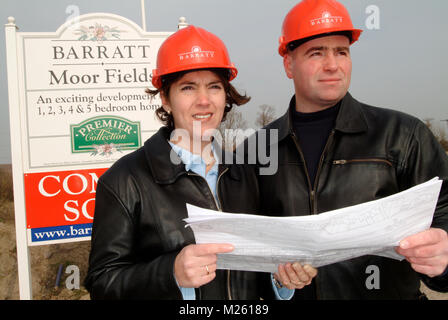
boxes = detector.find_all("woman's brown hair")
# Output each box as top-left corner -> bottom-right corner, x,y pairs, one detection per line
145,68 -> 250,131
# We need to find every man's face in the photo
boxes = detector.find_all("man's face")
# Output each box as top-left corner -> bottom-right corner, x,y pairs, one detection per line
283,35 -> 352,112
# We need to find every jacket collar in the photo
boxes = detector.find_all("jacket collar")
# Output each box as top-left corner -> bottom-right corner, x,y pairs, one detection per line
275,92 -> 368,142
334,92 -> 368,133
144,126 -> 240,184
144,126 -> 186,184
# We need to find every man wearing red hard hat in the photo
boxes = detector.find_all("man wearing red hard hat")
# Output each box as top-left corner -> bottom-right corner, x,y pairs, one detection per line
255,0 -> 448,299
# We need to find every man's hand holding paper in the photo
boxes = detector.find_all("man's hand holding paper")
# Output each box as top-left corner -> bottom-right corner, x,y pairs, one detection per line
396,227 -> 448,277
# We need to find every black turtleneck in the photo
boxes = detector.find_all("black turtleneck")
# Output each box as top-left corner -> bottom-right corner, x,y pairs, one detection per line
292,102 -> 341,188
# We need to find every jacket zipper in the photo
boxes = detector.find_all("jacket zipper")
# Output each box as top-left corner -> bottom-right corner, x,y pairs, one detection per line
215,169 -> 234,301
187,167 -> 233,300
290,130 -> 335,214
312,130 -> 335,213
290,133 -> 314,211
290,129 -> 335,300
333,158 -> 393,166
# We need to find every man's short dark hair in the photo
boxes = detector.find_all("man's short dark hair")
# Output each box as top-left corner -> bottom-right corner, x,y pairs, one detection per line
287,31 -> 353,52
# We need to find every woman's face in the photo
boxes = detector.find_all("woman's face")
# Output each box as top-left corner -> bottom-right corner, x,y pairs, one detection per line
161,70 -> 226,149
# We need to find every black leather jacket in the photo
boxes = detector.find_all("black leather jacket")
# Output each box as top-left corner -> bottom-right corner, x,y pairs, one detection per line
85,127 -> 265,300
255,93 -> 448,299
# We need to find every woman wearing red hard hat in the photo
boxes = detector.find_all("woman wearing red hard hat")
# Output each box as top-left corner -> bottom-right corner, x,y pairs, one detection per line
85,25 -> 316,300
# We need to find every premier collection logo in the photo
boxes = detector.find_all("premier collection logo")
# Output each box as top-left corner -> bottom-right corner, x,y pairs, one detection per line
178,46 -> 215,61
310,11 -> 343,26
70,116 -> 141,156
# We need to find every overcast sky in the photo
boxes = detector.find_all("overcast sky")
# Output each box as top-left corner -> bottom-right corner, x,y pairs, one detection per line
1,0 -> 447,163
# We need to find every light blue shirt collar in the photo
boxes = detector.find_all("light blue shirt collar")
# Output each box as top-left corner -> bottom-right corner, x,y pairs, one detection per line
169,142 -> 217,173
168,141 -> 219,199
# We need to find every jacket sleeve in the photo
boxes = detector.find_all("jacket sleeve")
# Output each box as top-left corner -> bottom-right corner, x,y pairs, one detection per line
399,120 -> 448,292
84,179 -> 183,299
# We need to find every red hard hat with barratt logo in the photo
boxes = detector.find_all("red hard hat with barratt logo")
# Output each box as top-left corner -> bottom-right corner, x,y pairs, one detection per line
151,25 -> 238,89
278,0 -> 363,56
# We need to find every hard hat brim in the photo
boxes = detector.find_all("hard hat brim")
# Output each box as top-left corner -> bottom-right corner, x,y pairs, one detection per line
279,28 -> 363,56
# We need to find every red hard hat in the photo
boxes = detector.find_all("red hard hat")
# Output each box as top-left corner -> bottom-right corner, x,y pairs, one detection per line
152,25 -> 238,89
278,0 -> 363,56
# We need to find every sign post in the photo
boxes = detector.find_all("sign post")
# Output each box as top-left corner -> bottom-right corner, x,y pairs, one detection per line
5,16 -> 33,300
5,13 -> 186,299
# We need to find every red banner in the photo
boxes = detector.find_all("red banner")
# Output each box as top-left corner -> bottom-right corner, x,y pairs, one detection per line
24,168 -> 108,229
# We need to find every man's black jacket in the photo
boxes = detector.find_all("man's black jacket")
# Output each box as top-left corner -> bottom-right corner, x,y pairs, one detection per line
250,92 -> 448,299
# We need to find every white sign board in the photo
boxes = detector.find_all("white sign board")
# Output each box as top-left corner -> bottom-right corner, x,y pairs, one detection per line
5,12 -> 178,299
20,13 -> 168,170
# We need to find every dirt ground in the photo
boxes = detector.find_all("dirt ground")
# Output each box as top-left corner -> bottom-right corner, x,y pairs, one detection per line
0,200 -> 91,300
0,164 -> 447,300
0,164 -> 90,300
